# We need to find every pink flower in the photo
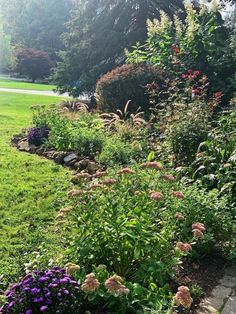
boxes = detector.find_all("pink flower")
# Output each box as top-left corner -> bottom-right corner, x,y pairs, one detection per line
196,152 -> 204,158
193,70 -> 201,76
117,286 -> 130,296
117,167 -> 136,175
150,191 -> 164,201
102,178 -> 117,185
105,275 -> 123,292
175,212 -> 185,221
192,222 -> 206,232
174,286 -> 193,308
176,242 -> 192,253
141,161 -> 163,170
81,273 -> 100,292
67,189 -> 84,197
192,228 -> 204,239
75,173 -> 90,179
181,74 -> 188,79
188,69 -> 193,74
170,191 -> 184,199
161,174 -> 176,182
192,88 -> 200,95
214,91 -> 223,99
92,171 -> 107,178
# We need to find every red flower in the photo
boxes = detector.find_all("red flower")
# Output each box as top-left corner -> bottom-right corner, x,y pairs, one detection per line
188,69 -> 193,74
171,44 -> 180,54
193,70 -> 201,76
192,88 -> 200,95
214,91 -> 223,98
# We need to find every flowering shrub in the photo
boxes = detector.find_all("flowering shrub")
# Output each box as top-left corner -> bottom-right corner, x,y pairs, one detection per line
27,127 -> 49,146
65,163 -> 234,288
126,1 -> 236,105
0,267 -> 81,314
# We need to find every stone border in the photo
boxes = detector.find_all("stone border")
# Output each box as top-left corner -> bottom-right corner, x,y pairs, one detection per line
197,266 -> 236,314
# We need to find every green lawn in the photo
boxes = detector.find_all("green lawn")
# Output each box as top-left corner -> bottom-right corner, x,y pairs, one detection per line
0,76 -> 56,91
0,92 -> 72,287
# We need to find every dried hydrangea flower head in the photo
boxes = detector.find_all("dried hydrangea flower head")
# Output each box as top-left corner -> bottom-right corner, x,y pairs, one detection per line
150,191 -> 164,201
161,174 -> 176,182
176,242 -> 192,253
170,191 -> 184,199
81,273 -> 100,292
174,212 -> 185,221
174,286 -> 193,309
105,275 -> 123,292
117,167 -> 136,175
141,161 -> 163,170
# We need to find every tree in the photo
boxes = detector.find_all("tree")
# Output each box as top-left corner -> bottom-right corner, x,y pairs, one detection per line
14,48 -> 52,82
0,0 -> 73,59
53,0 -> 186,96
0,28 -> 15,73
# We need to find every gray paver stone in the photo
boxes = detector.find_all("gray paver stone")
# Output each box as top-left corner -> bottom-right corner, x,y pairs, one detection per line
211,285 -> 232,299
221,297 -> 236,314
219,275 -> 236,288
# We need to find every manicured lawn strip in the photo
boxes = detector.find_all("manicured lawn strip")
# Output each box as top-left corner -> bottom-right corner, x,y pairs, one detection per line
0,76 -> 56,91
0,92 -> 72,286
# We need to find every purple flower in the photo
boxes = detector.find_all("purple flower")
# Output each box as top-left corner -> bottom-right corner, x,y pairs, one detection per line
40,305 -> 48,312
25,310 -> 33,314
31,288 -> 41,295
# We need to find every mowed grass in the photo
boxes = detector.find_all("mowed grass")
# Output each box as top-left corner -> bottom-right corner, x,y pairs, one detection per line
0,92 -> 72,286
0,76 -> 56,91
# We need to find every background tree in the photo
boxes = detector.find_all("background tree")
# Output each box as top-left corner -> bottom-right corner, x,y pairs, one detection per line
53,0 -> 186,96
14,48 -> 52,82
0,0 -> 73,59
0,28 -> 15,73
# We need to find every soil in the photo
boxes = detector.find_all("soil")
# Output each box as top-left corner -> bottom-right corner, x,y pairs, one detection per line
172,254 -> 228,313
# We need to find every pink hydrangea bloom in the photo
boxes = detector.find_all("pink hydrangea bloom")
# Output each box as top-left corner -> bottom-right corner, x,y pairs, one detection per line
174,286 -> 193,308
176,242 -> 192,253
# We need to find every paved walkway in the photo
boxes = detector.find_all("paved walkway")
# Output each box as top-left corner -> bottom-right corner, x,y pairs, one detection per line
197,266 -> 236,314
0,87 -> 69,97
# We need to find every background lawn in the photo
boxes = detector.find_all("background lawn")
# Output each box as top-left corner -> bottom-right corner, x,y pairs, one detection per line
0,76 -> 56,91
0,92 -> 72,287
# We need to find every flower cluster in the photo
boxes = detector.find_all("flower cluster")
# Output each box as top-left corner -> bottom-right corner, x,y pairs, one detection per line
81,273 -> 100,292
181,69 -> 209,98
0,267 -> 81,314
176,242 -> 192,253
105,275 -> 130,296
174,286 -> 193,308
141,161 -> 163,170
192,222 -> 206,239
27,127 -> 49,146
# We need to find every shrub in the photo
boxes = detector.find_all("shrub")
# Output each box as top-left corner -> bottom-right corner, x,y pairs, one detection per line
126,2 -> 236,105
96,64 -> 166,113
66,163 -> 234,289
0,267 -> 81,314
27,127 -> 49,146
14,48 -> 52,82
168,113 -> 209,165
180,105 -> 236,202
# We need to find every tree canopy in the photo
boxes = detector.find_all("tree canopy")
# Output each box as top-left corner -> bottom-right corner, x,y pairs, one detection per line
53,0 -> 186,96
0,0 -> 73,59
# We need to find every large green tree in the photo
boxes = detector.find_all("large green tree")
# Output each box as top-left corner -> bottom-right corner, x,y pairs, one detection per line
0,0 -> 73,59
53,0 -> 186,96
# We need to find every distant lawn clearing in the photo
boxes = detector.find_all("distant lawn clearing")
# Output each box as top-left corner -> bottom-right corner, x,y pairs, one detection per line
0,76 -> 56,91
0,91 -> 72,286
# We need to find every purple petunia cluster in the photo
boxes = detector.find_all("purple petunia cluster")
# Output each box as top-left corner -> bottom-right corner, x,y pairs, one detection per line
0,267 -> 81,314
27,127 -> 49,146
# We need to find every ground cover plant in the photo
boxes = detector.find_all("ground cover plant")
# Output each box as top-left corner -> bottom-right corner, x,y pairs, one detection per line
0,92 -> 72,290
26,104 -> 149,167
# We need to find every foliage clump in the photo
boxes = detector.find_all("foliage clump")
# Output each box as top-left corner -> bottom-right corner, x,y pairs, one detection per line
96,64 -> 166,113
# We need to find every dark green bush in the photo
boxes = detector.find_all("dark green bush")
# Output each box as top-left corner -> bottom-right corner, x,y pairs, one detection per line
96,64 -> 165,113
